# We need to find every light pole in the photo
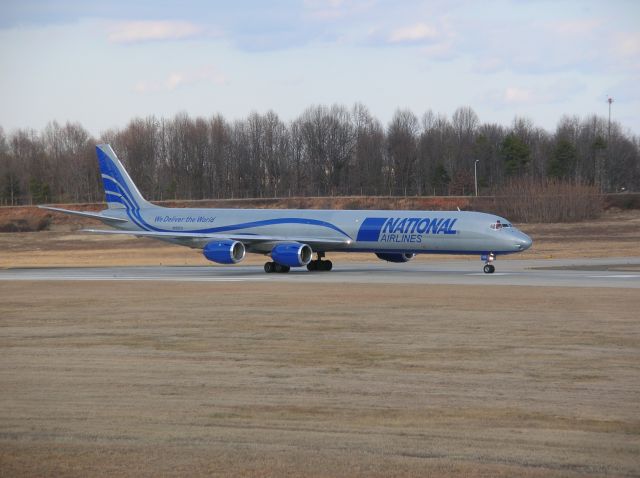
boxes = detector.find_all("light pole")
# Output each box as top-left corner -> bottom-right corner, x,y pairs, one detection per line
608,96 -> 614,142
604,96 -> 614,192
474,160 -> 480,197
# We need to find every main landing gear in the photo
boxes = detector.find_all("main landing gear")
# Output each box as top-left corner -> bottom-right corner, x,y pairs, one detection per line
307,252 -> 332,272
263,253 -> 333,273
483,253 -> 496,274
264,262 -> 290,273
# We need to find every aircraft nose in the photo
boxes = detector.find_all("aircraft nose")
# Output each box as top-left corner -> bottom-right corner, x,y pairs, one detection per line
516,232 -> 532,251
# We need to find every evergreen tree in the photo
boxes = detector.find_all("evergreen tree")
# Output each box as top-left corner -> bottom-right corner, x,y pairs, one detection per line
500,134 -> 530,176
2,172 -> 21,205
29,178 -> 51,204
431,163 -> 450,195
548,138 -> 577,179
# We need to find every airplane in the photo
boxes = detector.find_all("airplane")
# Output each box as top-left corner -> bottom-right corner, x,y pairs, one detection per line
41,144 -> 532,274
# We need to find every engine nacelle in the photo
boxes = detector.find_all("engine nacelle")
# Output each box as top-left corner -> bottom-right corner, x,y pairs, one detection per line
203,240 -> 246,264
375,252 -> 415,263
271,242 -> 313,267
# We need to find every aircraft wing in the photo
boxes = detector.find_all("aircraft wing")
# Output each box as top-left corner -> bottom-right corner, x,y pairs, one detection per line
39,206 -> 128,223
81,228 -> 351,249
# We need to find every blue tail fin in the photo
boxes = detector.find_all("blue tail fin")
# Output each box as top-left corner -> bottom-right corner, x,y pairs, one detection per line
96,144 -> 152,210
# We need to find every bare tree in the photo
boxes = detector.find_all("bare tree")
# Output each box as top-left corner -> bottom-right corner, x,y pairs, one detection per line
298,105 -> 356,195
387,109 -> 419,195
352,103 -> 385,195
451,106 -> 479,174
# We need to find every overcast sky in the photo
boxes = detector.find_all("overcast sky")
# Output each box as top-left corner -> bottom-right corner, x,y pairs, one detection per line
1,0 -> 638,137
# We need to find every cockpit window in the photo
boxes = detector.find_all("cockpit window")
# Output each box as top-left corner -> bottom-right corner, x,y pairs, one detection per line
490,220 -> 512,230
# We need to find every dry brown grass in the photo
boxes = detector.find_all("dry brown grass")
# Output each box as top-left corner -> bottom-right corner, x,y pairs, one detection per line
1,281 -> 639,477
491,179 -> 603,223
518,209 -> 640,259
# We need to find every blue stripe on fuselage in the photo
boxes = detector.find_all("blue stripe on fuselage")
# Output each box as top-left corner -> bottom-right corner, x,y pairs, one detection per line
356,217 -> 387,241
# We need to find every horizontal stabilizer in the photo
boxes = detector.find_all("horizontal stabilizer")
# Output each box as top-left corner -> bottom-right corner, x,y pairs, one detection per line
39,206 -> 128,223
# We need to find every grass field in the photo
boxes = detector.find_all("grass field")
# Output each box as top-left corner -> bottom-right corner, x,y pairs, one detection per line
1,281 -> 639,477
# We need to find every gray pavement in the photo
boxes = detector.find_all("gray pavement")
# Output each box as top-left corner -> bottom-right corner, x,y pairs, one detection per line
2,257 -> 640,288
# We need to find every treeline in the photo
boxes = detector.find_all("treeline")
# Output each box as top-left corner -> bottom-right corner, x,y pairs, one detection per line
0,104 -> 638,205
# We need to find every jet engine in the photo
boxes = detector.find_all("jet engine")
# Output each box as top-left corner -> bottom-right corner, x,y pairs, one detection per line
271,242 -> 313,267
203,240 -> 246,264
375,252 -> 415,263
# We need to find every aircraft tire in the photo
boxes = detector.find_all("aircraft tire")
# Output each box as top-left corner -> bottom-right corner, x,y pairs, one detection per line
307,261 -> 317,271
264,262 -> 275,273
483,264 -> 495,274
323,260 -> 333,271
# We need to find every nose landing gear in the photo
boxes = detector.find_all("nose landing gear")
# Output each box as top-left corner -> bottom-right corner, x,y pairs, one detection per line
482,253 -> 496,274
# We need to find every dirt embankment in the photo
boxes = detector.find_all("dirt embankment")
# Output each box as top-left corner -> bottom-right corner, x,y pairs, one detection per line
0,203 -> 103,232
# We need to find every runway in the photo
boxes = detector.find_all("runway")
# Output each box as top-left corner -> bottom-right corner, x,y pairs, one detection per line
2,257 -> 640,288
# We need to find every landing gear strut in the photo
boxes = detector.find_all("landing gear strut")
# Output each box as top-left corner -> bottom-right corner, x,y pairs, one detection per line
482,253 -> 495,274
307,252 -> 333,272
264,262 -> 290,273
